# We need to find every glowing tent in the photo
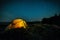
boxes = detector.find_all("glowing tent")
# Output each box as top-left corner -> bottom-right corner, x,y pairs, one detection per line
5,18 -> 28,30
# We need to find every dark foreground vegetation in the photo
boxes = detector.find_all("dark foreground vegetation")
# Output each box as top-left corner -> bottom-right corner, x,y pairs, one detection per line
0,14 -> 60,40
0,25 -> 60,40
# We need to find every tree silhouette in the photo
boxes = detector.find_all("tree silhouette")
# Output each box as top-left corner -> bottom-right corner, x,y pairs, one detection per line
42,13 -> 60,26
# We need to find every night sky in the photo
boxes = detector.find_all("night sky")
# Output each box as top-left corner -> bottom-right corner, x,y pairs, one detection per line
0,0 -> 60,22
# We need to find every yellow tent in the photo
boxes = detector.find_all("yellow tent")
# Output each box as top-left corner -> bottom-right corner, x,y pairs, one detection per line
5,18 -> 28,30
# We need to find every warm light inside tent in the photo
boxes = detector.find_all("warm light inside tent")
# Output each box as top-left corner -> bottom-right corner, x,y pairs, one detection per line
5,19 -> 27,30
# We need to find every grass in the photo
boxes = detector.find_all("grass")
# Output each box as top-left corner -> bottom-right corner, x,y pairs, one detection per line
0,23 -> 60,40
